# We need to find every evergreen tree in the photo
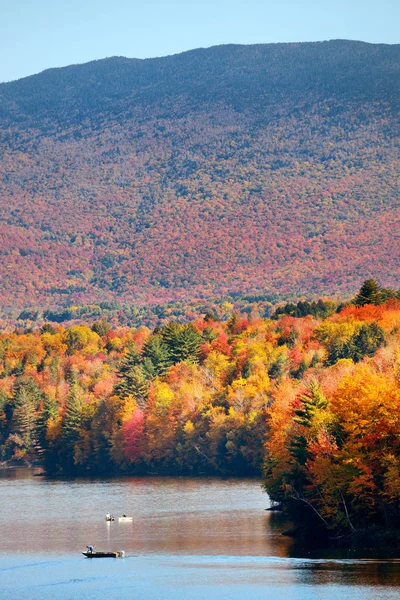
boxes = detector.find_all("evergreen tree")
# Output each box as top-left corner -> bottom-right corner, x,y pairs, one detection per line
353,279 -> 381,306
116,344 -> 140,379
114,344 -> 149,404
141,357 -> 156,380
202,326 -> 218,342
61,369 -> 82,473
35,395 -> 58,472
90,398 -> 115,474
290,381 -> 328,465
351,322 -> 385,362
293,381 -> 327,428
268,354 -> 287,379
8,377 -> 42,458
160,322 -> 182,363
204,310 -> 219,322
327,322 -> 385,365
177,325 -> 202,363
142,335 -> 171,377
161,323 -> 202,364
11,389 -> 37,453
114,344 -> 140,395
123,365 -> 149,407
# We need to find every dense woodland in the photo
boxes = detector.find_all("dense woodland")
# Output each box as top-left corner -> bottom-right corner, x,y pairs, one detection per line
0,41 -> 399,323
1,280 -> 400,539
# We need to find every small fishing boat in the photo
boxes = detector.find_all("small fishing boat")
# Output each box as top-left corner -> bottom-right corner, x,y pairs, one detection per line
82,550 -> 125,558
118,515 -> 133,522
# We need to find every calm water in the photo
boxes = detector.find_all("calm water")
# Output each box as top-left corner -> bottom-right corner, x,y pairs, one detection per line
0,468 -> 400,599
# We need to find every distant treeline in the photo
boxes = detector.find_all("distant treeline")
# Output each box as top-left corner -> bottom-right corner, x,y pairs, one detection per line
15,292 -> 280,330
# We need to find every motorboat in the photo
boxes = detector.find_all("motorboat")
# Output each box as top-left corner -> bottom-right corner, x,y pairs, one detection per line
118,515 -> 133,522
82,550 -> 125,558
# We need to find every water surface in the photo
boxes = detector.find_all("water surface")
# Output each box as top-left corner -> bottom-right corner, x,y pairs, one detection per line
0,468 -> 399,599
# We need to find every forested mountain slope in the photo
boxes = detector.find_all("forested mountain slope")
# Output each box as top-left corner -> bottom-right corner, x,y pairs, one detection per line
0,40 -> 399,319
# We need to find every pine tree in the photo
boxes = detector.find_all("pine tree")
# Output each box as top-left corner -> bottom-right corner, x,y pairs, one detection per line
160,322 -> 182,363
114,345 -> 149,404
11,389 -> 37,451
122,365 -> 149,407
350,322 -> 385,362
354,279 -> 381,306
9,377 -> 41,457
142,335 -> 171,377
293,381 -> 327,427
161,323 -> 202,364
115,345 -> 140,385
35,395 -> 58,471
61,369 -> 82,473
290,381 -> 327,465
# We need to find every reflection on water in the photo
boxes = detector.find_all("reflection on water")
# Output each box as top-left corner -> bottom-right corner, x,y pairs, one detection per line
0,468 -> 399,599
0,468 -> 288,556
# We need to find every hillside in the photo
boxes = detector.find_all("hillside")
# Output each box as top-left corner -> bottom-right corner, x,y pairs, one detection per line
0,40 -> 399,321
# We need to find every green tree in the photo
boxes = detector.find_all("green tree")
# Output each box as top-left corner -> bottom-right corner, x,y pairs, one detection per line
351,322 -> 385,362
142,335 -> 172,377
119,365 -> 148,407
353,279 -> 381,306
162,323 -> 202,364
61,370 -> 82,473
114,345 -> 149,404
268,354 -> 287,380
327,322 -> 385,365
35,395 -> 59,472
8,377 -> 42,459
116,345 -> 140,380
290,381 -> 328,466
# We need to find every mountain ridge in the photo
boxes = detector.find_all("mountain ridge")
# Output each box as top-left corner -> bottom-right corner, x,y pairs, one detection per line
1,40 -> 398,124
3,39 -> 398,82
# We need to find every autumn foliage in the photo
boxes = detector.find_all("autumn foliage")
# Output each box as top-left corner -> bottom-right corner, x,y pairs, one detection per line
1,286 -> 400,536
0,42 -> 399,324
264,298 -> 400,537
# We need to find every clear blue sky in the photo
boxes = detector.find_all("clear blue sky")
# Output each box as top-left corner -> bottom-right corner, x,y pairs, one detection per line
1,0 -> 399,82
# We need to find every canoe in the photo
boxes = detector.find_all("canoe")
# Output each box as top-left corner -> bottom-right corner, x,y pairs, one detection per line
118,516 -> 133,522
82,551 -> 125,558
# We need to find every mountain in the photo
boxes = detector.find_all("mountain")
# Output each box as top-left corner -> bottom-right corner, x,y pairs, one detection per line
0,40 -> 399,321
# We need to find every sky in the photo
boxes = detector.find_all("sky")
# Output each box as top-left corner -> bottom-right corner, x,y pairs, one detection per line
1,0 -> 399,83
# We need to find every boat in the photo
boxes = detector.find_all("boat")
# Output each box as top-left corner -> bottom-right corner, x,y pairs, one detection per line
82,550 -> 125,558
118,515 -> 133,522
105,514 -> 115,521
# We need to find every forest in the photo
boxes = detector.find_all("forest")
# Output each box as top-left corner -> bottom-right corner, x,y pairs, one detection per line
1,279 -> 400,539
0,41 -> 399,324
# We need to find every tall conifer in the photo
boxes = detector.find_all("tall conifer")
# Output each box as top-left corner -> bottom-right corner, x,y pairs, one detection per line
61,369 -> 82,473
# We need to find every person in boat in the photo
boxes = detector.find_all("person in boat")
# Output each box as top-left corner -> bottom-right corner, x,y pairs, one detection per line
123,514 -> 127,517
87,545 -> 94,554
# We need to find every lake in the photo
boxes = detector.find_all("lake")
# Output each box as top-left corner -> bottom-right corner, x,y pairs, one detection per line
1,468 -> 400,599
